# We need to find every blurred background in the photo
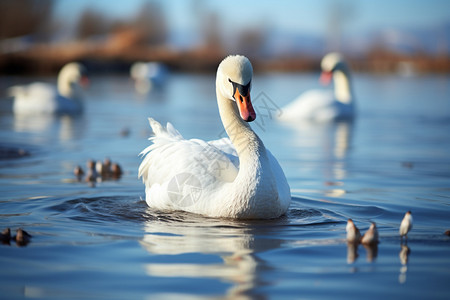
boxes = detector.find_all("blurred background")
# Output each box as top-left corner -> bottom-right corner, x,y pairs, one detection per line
1,3 -> 450,298
1,0 -> 449,75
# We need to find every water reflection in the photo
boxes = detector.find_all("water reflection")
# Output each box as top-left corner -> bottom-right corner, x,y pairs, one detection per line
140,213 -> 282,299
13,114 -> 85,142
346,242 -> 359,264
285,120 -> 353,159
282,120 -> 354,196
399,244 -> 411,284
363,243 -> 378,262
346,242 -> 379,264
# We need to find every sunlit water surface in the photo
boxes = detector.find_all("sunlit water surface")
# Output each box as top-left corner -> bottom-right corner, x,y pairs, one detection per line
1,72 -> 449,299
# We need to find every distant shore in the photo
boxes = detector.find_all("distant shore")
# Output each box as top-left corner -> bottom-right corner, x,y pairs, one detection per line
1,41 -> 449,75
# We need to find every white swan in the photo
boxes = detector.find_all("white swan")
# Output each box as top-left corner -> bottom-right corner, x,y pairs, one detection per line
130,62 -> 167,94
279,52 -> 355,122
10,62 -> 88,115
139,55 -> 291,219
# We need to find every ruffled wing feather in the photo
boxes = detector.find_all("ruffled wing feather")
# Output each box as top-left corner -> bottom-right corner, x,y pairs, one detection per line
138,118 -> 239,209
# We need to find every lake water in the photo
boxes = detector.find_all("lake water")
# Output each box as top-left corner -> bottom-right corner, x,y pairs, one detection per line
1,72 -> 449,299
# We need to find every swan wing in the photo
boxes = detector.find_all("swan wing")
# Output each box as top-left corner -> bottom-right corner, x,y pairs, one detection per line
280,89 -> 354,122
279,89 -> 336,121
139,118 -> 239,209
9,82 -> 55,99
11,83 -> 59,114
207,137 -> 239,169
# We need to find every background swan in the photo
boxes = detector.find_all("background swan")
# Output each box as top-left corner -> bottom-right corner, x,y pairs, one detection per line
278,52 -> 355,122
130,62 -> 167,94
139,55 -> 290,219
10,62 -> 88,115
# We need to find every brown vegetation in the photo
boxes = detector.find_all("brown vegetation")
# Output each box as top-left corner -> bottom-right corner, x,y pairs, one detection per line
0,0 -> 448,74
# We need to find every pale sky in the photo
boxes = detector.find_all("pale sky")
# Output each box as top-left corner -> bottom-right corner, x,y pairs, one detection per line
54,0 -> 450,37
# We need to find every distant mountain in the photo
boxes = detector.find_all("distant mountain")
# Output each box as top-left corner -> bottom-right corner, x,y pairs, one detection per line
342,23 -> 450,56
262,30 -> 327,57
263,23 -> 450,58
167,23 -> 450,57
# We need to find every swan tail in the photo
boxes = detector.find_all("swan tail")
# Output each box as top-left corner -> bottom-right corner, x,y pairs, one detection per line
148,118 -> 164,135
7,85 -> 26,97
138,118 -> 184,183
147,117 -> 182,139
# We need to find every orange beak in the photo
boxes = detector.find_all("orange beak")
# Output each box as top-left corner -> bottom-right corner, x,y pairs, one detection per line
319,71 -> 332,85
234,88 -> 256,122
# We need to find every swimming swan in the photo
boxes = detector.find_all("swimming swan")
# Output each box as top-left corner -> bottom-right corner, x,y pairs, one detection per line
139,55 -> 291,219
10,62 -> 88,115
279,52 -> 355,122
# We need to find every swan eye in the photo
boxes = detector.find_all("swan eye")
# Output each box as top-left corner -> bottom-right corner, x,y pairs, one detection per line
228,78 -> 251,101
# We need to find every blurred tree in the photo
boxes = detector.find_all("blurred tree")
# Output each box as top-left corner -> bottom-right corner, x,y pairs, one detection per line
325,1 -> 356,53
236,28 -> 265,57
76,8 -> 111,40
202,12 -> 222,49
132,1 -> 167,45
0,0 -> 54,41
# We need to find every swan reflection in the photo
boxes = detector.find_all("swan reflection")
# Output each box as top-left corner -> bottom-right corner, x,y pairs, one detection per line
286,120 -> 353,162
140,212 -> 282,298
282,120 -> 354,197
14,114 -> 85,142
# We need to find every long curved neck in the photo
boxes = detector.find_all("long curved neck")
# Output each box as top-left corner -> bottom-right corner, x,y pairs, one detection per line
58,75 -> 73,98
217,92 -> 261,157
216,88 -> 269,182
333,69 -> 353,104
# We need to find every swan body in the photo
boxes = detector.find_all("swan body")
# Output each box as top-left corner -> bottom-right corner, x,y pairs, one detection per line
10,62 -> 87,115
279,52 -> 355,122
130,62 -> 167,94
139,55 -> 291,219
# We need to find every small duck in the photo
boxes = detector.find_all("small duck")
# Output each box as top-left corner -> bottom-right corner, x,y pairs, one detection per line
14,228 -> 32,246
100,157 -> 113,179
1,228 -> 11,244
95,160 -> 107,181
399,211 -> 413,240
73,165 -> 84,180
103,158 -> 112,174
361,222 -> 379,245
346,219 -> 361,243
111,163 -> 122,179
85,159 -> 98,183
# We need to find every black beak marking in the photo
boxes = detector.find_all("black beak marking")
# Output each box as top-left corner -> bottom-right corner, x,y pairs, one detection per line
228,78 -> 251,99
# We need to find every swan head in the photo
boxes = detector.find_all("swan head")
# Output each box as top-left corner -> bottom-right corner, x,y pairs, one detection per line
319,52 -> 348,85
58,62 -> 89,97
216,55 -> 256,122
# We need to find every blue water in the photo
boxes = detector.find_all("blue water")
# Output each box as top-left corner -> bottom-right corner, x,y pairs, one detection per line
1,72 -> 450,299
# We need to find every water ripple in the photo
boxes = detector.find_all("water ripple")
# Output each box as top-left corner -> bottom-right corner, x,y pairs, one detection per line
48,196 -> 149,223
